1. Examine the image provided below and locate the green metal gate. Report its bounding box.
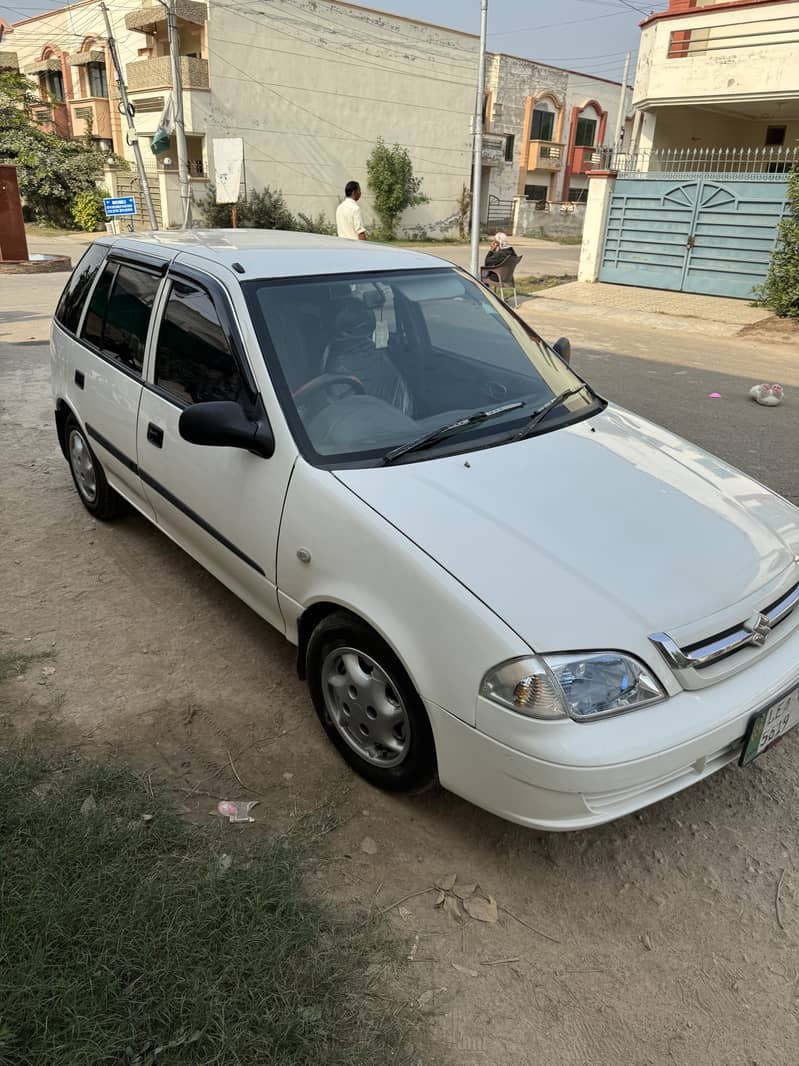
[599,177,790,299]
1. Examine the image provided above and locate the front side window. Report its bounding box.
[574,117,597,147]
[54,244,108,334]
[45,70,64,103]
[245,269,599,466]
[87,62,108,98]
[81,262,160,374]
[154,280,245,406]
[531,108,555,142]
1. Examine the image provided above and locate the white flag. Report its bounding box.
[213,138,244,204]
[158,93,176,136]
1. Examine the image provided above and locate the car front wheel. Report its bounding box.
[307,612,437,792]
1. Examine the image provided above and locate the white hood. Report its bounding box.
[335,406,799,656]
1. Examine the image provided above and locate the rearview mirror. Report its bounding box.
[552,337,571,365]
[179,401,275,459]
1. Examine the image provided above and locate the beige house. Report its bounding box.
[5,0,212,226]
[480,54,632,238]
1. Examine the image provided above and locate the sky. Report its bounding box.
[369,0,648,83]
[2,0,649,84]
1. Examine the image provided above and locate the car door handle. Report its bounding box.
[74,370,85,389]
[147,423,164,448]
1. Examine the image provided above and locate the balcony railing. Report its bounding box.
[126,55,209,92]
[572,146,597,175]
[68,97,112,140]
[125,0,207,33]
[594,144,799,179]
[528,140,564,171]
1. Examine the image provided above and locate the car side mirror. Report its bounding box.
[552,337,571,365]
[178,401,275,459]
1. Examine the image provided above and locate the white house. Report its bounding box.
[579,0,799,298]
[632,0,799,154]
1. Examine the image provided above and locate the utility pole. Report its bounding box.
[613,51,632,148]
[469,0,489,279]
[100,1,158,230]
[165,0,192,228]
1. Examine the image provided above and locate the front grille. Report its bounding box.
[650,580,799,673]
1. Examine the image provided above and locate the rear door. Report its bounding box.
[136,265,288,630]
[73,251,167,516]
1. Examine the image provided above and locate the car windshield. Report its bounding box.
[244,267,597,466]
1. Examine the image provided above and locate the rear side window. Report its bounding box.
[54,244,108,334]
[81,262,161,375]
[153,280,245,405]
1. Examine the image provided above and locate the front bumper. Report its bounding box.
[426,627,799,831]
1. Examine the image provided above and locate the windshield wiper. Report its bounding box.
[382,401,526,465]
[512,384,594,442]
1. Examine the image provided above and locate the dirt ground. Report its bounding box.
[2,277,799,1065]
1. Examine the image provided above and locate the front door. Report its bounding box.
[136,269,290,630]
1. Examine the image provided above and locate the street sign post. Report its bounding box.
[103,196,137,235]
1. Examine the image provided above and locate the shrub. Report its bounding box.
[366,139,429,240]
[71,188,107,232]
[295,211,336,236]
[243,187,295,230]
[756,166,799,318]
[198,186,335,235]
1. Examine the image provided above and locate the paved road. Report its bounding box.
[25,231,581,279]
[405,236,579,277]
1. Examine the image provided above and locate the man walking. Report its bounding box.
[336,181,366,240]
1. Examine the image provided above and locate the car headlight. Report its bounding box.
[480,652,665,722]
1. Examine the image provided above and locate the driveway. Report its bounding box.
[2,269,798,1066]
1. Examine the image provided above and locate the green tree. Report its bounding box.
[366,138,429,240]
[757,166,799,318]
[0,71,121,226]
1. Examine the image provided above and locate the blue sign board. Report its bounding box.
[103,196,137,217]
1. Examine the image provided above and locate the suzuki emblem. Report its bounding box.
[744,612,771,647]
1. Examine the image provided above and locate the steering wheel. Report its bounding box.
[293,373,366,418]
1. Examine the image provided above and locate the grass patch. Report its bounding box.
[25,223,85,239]
[0,752,413,1066]
[525,232,583,245]
[514,274,576,297]
[0,648,54,683]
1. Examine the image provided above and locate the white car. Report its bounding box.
[50,231,799,830]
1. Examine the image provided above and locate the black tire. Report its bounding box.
[64,415,125,521]
[307,611,437,792]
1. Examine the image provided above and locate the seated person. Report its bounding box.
[482,232,516,283]
[323,299,412,414]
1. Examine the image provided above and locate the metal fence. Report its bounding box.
[593,145,799,180]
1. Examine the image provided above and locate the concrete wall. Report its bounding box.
[634,1,799,108]
[514,199,586,240]
[206,0,476,236]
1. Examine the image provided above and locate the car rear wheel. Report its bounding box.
[65,415,124,520]
[307,612,437,792]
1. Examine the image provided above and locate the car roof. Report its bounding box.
[97,229,454,279]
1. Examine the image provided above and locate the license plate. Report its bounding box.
[740,686,799,767]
